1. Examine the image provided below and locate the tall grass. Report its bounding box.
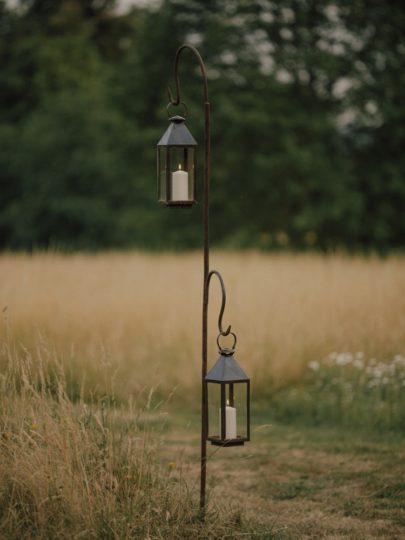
[0,340,276,539]
[1,251,404,399]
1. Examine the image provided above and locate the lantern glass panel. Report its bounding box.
[207,381,249,444]
[157,147,168,203]
[233,382,249,440]
[207,382,221,439]
[168,147,195,203]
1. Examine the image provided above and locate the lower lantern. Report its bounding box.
[205,341,250,447]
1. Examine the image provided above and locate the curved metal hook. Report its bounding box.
[167,85,176,105]
[167,43,209,108]
[207,270,232,337]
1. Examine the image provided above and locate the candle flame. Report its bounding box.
[226,399,229,406]
[178,164,182,170]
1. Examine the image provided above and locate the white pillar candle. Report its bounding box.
[171,164,189,201]
[219,400,237,439]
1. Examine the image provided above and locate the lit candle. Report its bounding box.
[219,400,237,439]
[171,164,189,201]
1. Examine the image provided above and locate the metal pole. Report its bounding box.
[201,98,210,512]
[168,44,210,512]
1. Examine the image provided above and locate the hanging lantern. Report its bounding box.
[157,114,197,207]
[205,333,250,446]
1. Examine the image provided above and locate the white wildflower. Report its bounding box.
[393,354,405,366]
[327,352,338,366]
[336,353,351,366]
[373,368,383,378]
[308,361,320,371]
[354,359,364,369]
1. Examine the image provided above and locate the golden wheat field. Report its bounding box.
[1,251,404,400]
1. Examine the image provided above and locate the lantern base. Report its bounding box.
[208,436,247,447]
[165,201,196,208]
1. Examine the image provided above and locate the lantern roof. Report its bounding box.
[157,116,197,147]
[206,352,249,383]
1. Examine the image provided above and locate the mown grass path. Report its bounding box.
[162,413,405,539]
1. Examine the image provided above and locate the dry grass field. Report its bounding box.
[1,251,404,399]
[1,251,405,538]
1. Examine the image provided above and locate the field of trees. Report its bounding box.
[1,0,404,252]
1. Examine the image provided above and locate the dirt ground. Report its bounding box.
[162,413,405,539]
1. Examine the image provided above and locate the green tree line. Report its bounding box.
[0,0,404,251]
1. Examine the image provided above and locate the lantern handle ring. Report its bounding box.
[216,331,237,354]
[166,101,188,119]
[207,270,232,337]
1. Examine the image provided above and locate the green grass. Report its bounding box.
[164,410,405,538]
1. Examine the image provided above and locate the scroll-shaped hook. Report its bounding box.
[167,44,209,109]
[167,85,178,106]
[207,270,232,337]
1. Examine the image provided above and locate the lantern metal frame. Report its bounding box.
[158,44,250,513]
[206,322,250,447]
[157,110,197,207]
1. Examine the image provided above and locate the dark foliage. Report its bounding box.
[0,0,404,251]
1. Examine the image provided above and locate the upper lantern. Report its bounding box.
[157,115,197,207]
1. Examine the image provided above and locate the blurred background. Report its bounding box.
[1,0,404,252]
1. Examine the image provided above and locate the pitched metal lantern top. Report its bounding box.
[206,351,249,383]
[157,116,198,147]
